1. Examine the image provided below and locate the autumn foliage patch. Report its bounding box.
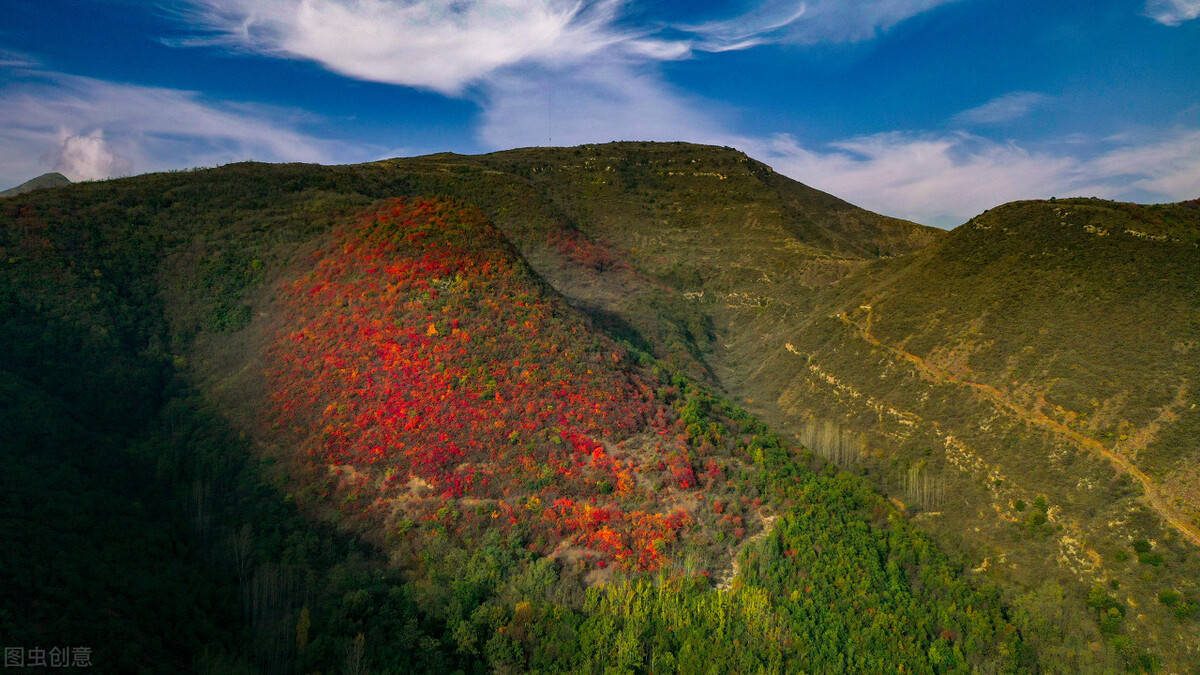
[267,198,703,569]
[546,227,629,273]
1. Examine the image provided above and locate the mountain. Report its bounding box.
[727,197,1200,667]
[418,142,941,379]
[1,142,1196,671]
[0,171,70,198]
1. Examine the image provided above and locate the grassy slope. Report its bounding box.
[734,198,1200,671]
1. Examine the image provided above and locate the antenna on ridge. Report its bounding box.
[547,82,553,147]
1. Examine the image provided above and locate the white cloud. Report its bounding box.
[744,132,1078,227]
[684,0,960,49]
[743,129,1200,228]
[1145,0,1200,25]
[952,91,1048,126]
[1087,129,1200,197]
[172,0,963,95]
[677,3,810,52]
[172,0,964,156]
[0,71,377,186]
[50,130,133,181]
[175,0,687,94]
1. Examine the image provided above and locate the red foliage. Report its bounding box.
[546,227,629,273]
[266,198,701,570]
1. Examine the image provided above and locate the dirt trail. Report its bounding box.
[837,310,1200,548]
[717,514,779,590]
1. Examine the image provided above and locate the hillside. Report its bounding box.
[444,143,941,377]
[0,172,71,198]
[364,145,1200,667]
[2,142,1197,671]
[366,147,1200,671]
[671,197,1200,670]
[2,150,1029,672]
[260,197,714,571]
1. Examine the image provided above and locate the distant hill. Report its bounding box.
[2,142,1197,671]
[0,172,70,198]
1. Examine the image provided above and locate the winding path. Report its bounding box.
[836,310,1200,548]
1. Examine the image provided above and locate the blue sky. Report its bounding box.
[1,0,1198,226]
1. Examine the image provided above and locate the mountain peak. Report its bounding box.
[0,172,71,198]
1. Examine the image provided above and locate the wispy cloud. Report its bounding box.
[952,91,1048,126]
[170,0,961,95]
[173,0,689,95]
[1145,0,1200,25]
[1087,128,1200,197]
[0,70,377,186]
[683,0,960,50]
[0,49,40,68]
[677,2,811,52]
[745,129,1200,227]
[744,132,1079,227]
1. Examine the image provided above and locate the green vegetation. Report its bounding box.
[419,148,1200,668]
[2,142,1198,671]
